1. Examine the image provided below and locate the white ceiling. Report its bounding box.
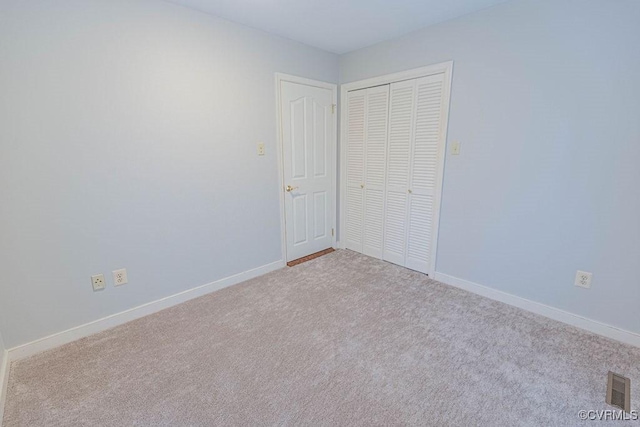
[164,0,510,54]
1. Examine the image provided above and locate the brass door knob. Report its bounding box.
[285,185,299,192]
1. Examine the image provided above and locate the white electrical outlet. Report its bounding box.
[113,268,128,286]
[574,270,592,289]
[91,274,106,292]
[257,142,265,156]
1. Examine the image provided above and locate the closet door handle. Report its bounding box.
[408,189,413,194]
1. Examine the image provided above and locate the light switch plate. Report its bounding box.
[451,141,461,155]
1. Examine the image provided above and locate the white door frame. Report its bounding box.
[275,73,338,263]
[339,61,454,276]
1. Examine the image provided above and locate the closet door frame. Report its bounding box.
[339,61,453,276]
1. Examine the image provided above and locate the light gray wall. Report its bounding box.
[341,0,640,333]
[0,0,339,348]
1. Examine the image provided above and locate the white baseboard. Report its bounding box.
[7,260,285,363]
[433,272,640,348]
[0,349,9,426]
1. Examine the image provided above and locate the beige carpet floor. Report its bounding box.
[3,250,640,426]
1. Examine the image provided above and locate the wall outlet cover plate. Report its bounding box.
[113,269,128,286]
[91,274,106,292]
[574,270,592,289]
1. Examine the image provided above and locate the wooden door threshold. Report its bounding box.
[287,248,335,267]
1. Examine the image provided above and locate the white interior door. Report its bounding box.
[340,62,453,277]
[362,85,390,259]
[343,85,390,259]
[405,74,446,273]
[383,75,447,274]
[383,79,416,266]
[344,89,366,253]
[280,80,335,262]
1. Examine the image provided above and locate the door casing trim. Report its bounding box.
[275,73,338,263]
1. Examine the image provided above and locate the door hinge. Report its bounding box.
[332,228,335,237]
[332,104,336,114]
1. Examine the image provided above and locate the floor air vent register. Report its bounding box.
[606,371,631,412]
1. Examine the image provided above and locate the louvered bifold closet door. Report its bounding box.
[405,74,446,274]
[344,90,366,252]
[383,80,416,266]
[362,85,390,259]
